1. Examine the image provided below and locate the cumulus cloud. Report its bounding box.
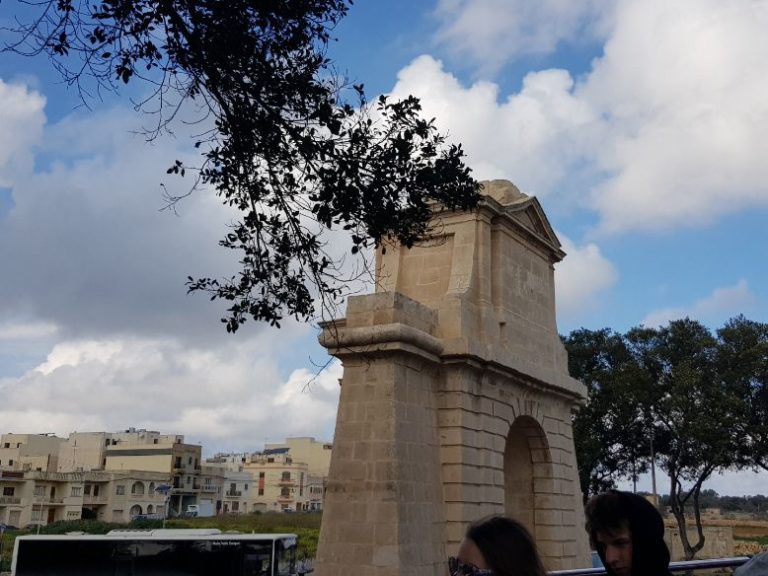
[641,279,754,327]
[0,100,259,345]
[396,0,768,235]
[0,330,341,451]
[432,0,612,75]
[0,79,45,185]
[0,79,343,451]
[584,0,768,234]
[554,233,618,323]
[389,55,596,201]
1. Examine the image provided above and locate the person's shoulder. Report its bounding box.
[735,551,768,576]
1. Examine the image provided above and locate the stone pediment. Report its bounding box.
[480,180,564,262]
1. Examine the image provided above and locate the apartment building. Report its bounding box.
[0,468,173,528]
[264,437,332,477]
[2,431,331,525]
[0,433,65,473]
[243,449,312,512]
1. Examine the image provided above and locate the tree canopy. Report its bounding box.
[3,0,480,330]
[565,316,768,560]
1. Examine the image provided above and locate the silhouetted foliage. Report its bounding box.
[3,0,480,330]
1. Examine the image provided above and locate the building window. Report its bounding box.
[280,487,290,498]
[281,471,290,481]
[31,509,42,521]
[84,484,91,495]
[116,485,126,496]
[70,486,82,497]
[2,443,8,448]
[8,459,13,466]
[244,484,248,491]
[149,482,155,493]
[188,456,192,465]
[232,501,239,512]
[267,458,274,463]
[67,511,81,519]
[259,472,265,479]
[132,481,145,495]
[34,486,44,497]
[2,487,14,496]
[174,457,182,468]
[258,488,264,496]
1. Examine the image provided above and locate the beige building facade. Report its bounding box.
[0,468,172,528]
[0,433,64,473]
[264,437,333,477]
[315,181,590,576]
[243,450,312,512]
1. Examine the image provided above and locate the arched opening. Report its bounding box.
[504,415,551,536]
[131,481,145,495]
[130,504,143,518]
[147,504,154,514]
[149,482,155,493]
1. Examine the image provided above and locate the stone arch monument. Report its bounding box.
[315,180,590,576]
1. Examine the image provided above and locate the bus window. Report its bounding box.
[274,538,296,576]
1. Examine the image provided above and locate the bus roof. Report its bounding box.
[15,531,297,541]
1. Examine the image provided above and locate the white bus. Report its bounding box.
[11,529,298,576]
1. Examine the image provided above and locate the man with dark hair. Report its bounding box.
[584,490,672,576]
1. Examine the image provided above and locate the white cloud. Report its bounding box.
[583,0,768,234]
[0,329,341,451]
[389,55,596,201]
[554,233,618,322]
[641,279,754,327]
[0,321,58,340]
[432,0,612,75]
[395,0,768,236]
[0,79,45,185]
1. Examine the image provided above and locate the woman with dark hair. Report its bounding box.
[448,515,547,576]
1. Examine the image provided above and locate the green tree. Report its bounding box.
[564,328,649,500]
[567,317,768,560]
[3,0,479,330]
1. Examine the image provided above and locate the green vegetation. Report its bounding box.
[565,316,768,560]
[735,535,768,546]
[0,512,322,570]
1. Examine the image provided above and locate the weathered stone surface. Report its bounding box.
[315,181,591,576]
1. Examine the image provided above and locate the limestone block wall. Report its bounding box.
[316,293,448,576]
[317,181,591,574]
[438,364,589,571]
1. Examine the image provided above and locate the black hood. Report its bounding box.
[593,491,672,576]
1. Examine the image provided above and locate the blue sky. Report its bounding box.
[1,0,767,495]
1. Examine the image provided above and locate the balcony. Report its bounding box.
[225,490,242,498]
[278,478,295,486]
[201,485,219,494]
[82,494,108,505]
[277,494,293,502]
[0,496,20,505]
[34,497,64,505]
